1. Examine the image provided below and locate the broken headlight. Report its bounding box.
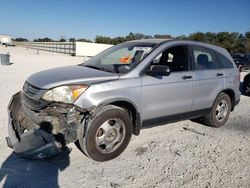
[42,85,88,104]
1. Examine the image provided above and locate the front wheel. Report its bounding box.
[204,93,232,127]
[76,105,132,162]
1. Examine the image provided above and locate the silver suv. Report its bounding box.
[6,39,241,161]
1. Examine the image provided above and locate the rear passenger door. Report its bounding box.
[191,46,224,111]
[215,51,239,99]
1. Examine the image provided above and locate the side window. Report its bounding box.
[192,46,219,70]
[216,52,233,68]
[151,46,189,72]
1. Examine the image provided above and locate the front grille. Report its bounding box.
[23,81,40,97]
[22,92,50,110]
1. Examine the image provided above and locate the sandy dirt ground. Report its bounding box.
[0,46,249,188]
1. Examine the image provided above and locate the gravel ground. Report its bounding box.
[0,46,249,188]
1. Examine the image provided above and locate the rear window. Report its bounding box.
[216,52,233,68]
[192,46,219,70]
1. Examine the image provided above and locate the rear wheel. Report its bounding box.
[76,105,132,161]
[242,74,250,94]
[204,93,232,127]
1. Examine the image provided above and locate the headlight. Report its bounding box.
[42,85,88,103]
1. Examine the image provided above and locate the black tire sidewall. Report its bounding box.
[243,74,250,94]
[82,106,132,162]
[242,82,247,94]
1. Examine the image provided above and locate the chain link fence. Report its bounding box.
[13,41,75,55]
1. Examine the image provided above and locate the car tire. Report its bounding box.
[203,93,232,128]
[242,82,247,94]
[76,105,132,162]
[242,74,250,94]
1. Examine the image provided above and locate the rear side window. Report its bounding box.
[216,52,233,68]
[192,46,219,70]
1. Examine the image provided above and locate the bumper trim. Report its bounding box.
[12,128,63,159]
[6,137,13,148]
[20,141,62,160]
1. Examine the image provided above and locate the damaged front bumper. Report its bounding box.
[6,92,86,159]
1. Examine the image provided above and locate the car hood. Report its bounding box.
[27,65,119,89]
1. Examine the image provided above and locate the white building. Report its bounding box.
[0,34,12,44]
[75,42,113,57]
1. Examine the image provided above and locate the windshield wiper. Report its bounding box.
[84,65,104,71]
[83,65,114,73]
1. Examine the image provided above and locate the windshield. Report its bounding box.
[80,42,156,73]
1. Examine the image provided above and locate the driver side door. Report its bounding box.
[141,45,194,123]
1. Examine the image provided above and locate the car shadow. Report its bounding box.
[0,62,14,66]
[228,118,250,132]
[0,151,70,188]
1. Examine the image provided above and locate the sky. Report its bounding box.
[0,0,249,40]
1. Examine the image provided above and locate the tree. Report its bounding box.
[233,33,245,53]
[125,32,153,41]
[69,38,75,42]
[13,38,29,42]
[176,35,187,40]
[204,32,217,44]
[40,31,249,53]
[182,31,250,53]
[58,36,66,42]
[33,37,54,42]
[58,38,66,42]
[133,33,151,40]
[95,35,113,44]
[112,36,126,45]
[154,34,172,39]
[189,32,206,42]
[245,32,250,53]
[76,38,92,43]
[125,32,135,41]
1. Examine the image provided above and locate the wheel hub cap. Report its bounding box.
[95,118,126,154]
[215,100,228,121]
[105,128,117,142]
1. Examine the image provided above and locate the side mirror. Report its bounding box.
[146,65,171,76]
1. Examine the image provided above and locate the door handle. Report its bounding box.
[217,73,223,77]
[182,75,193,80]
